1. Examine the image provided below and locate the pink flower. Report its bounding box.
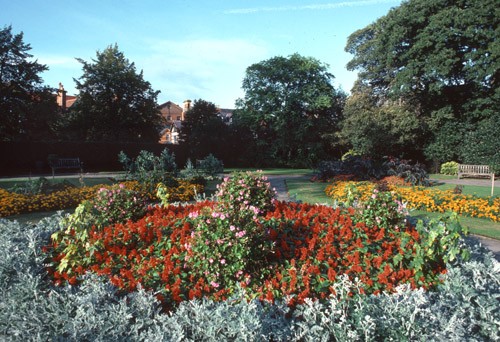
[236,230,246,238]
[230,225,236,231]
[220,259,226,265]
[209,258,214,263]
[210,281,219,288]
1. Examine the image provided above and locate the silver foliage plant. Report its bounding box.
[0,215,498,341]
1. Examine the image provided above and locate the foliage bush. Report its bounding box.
[119,149,178,193]
[315,156,429,186]
[188,171,276,294]
[8,177,51,195]
[197,154,224,178]
[314,156,384,182]
[383,157,429,186]
[440,161,459,175]
[1,214,498,341]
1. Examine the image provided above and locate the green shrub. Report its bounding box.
[197,154,224,178]
[315,156,385,181]
[118,149,178,193]
[50,184,147,274]
[92,184,147,227]
[383,157,429,186]
[188,171,276,292]
[440,161,459,175]
[179,158,199,179]
[216,171,276,222]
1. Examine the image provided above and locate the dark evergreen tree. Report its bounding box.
[62,44,163,142]
[179,99,229,160]
[0,25,58,141]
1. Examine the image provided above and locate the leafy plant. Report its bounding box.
[215,171,276,224]
[440,161,459,175]
[197,154,224,178]
[9,177,50,195]
[92,184,147,227]
[354,188,408,230]
[118,149,178,192]
[188,171,276,293]
[315,156,385,182]
[383,157,429,186]
[50,184,147,274]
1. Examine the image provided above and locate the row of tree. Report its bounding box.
[1,0,498,169]
[1,27,163,143]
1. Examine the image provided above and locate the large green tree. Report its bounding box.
[339,87,424,158]
[179,99,229,160]
[233,53,346,167]
[344,0,499,164]
[0,25,58,141]
[62,44,163,142]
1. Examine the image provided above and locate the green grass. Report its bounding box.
[430,183,496,197]
[410,210,500,240]
[0,176,123,190]
[286,176,335,205]
[429,173,457,180]
[224,168,313,176]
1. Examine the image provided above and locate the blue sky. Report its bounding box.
[1,0,402,108]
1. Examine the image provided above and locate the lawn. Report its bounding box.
[225,168,313,176]
[0,174,124,190]
[430,182,495,197]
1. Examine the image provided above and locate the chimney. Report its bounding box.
[58,83,67,110]
[182,99,191,120]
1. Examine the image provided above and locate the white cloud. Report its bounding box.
[37,55,79,68]
[223,0,398,14]
[138,38,269,108]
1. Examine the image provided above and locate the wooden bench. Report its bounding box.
[458,164,493,179]
[458,164,495,196]
[49,158,83,178]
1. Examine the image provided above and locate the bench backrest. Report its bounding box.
[458,164,490,174]
[52,158,81,167]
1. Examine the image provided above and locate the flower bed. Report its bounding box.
[0,180,204,217]
[47,201,447,307]
[326,180,500,222]
[2,216,498,341]
[46,172,467,311]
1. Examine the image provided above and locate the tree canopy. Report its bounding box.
[0,25,58,141]
[233,53,346,167]
[179,99,229,160]
[61,44,163,142]
[344,0,499,164]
